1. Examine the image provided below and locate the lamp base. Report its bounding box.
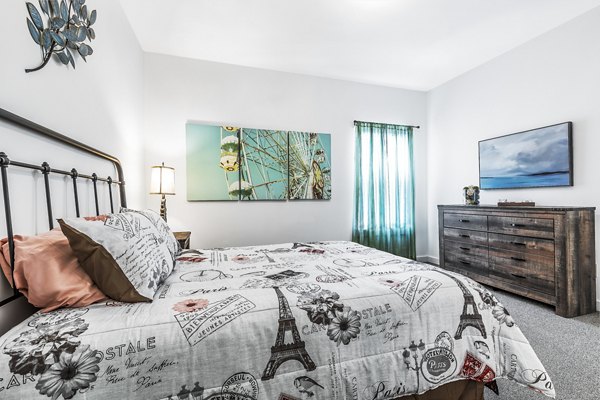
[160,194,167,222]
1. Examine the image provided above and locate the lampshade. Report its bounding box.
[150,163,175,195]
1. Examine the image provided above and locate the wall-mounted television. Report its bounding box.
[479,122,573,190]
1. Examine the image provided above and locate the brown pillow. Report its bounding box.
[0,230,106,312]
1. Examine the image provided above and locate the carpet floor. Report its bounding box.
[487,289,600,400]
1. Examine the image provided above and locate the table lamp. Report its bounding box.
[150,162,175,222]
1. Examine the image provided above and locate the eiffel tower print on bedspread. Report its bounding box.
[437,270,487,340]
[262,287,316,380]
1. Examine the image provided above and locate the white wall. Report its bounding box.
[143,54,428,254]
[0,1,144,334]
[426,7,600,304]
[0,1,145,208]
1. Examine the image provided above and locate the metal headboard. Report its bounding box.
[0,107,127,307]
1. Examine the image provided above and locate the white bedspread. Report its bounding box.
[0,241,555,399]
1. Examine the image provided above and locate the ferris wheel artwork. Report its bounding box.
[288,131,331,200]
[186,123,331,201]
[239,128,289,200]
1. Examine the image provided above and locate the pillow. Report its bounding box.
[58,211,175,303]
[0,229,106,312]
[120,208,180,260]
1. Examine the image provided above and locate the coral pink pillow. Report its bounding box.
[0,229,106,312]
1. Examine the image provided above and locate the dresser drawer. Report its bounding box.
[445,240,488,259]
[444,247,488,276]
[444,213,488,231]
[488,216,554,239]
[489,248,554,280]
[488,260,555,295]
[444,265,487,283]
[444,228,488,246]
[488,233,554,258]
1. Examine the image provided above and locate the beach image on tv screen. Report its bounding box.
[479,123,571,189]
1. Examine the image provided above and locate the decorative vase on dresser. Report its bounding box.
[438,205,596,317]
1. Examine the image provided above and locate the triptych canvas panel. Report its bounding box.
[186,123,331,201]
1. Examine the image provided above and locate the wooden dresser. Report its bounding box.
[438,205,596,317]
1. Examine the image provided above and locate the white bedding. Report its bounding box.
[0,241,554,399]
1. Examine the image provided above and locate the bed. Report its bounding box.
[0,109,555,400]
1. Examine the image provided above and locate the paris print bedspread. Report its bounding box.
[0,241,555,399]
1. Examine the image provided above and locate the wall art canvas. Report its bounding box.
[479,122,573,190]
[186,124,240,201]
[288,132,332,200]
[187,123,331,201]
[240,129,289,200]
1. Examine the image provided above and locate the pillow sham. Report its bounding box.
[58,211,174,303]
[0,229,106,312]
[120,208,180,260]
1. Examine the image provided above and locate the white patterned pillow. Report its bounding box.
[58,211,175,302]
[120,208,180,260]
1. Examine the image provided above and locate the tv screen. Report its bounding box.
[479,122,573,190]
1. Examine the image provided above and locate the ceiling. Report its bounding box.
[121,0,600,91]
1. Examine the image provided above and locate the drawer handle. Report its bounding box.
[459,247,471,251]
[459,234,471,238]
[510,223,525,228]
[458,219,470,223]
[510,256,527,262]
[459,260,471,265]
[510,241,526,247]
[511,273,527,279]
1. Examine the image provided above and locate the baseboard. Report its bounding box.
[417,255,439,265]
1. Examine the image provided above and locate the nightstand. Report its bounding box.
[174,231,191,250]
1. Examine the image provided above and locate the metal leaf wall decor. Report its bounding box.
[25,0,97,73]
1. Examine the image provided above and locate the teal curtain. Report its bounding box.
[352,122,416,259]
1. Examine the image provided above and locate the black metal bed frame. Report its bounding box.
[0,108,127,307]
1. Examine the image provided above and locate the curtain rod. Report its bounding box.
[353,120,420,129]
